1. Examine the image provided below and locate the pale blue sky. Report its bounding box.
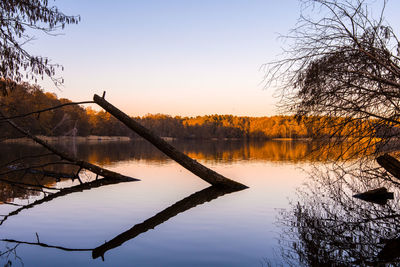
[28,0,400,117]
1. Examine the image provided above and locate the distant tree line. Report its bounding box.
[0,84,363,140]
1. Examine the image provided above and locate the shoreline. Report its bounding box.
[1,136,313,144]
[2,135,132,144]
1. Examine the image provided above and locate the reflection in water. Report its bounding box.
[2,238,92,252]
[92,185,244,260]
[353,187,394,205]
[0,243,23,267]
[0,138,371,164]
[0,176,137,226]
[277,161,400,266]
[0,139,372,204]
[0,144,80,203]
[1,185,244,262]
[0,139,385,265]
[0,140,293,203]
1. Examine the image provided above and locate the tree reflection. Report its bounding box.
[0,138,364,206]
[92,185,242,260]
[0,185,244,262]
[0,141,143,204]
[0,175,136,226]
[0,243,23,267]
[278,160,400,266]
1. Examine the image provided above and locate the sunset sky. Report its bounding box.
[29,0,400,117]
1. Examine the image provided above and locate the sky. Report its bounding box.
[27,0,400,117]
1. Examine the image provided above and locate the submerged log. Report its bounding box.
[0,110,139,183]
[353,187,394,205]
[93,94,248,189]
[377,153,400,179]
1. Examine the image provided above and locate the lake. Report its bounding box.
[0,139,398,266]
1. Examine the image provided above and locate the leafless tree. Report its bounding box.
[263,3,400,264]
[265,0,400,157]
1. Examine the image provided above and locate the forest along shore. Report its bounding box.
[1,84,360,141]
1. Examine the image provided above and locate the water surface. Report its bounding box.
[0,139,389,266]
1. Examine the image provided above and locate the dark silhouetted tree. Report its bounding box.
[0,0,80,95]
[266,0,400,156]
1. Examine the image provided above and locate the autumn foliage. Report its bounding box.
[0,84,368,140]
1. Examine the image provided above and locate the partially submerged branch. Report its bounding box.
[0,110,139,182]
[93,94,247,190]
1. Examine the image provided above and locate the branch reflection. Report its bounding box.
[1,185,245,262]
[278,160,400,266]
[0,176,137,226]
[92,185,243,260]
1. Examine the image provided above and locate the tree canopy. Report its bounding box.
[0,0,80,95]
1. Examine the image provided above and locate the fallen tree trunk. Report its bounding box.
[0,111,139,182]
[376,153,400,180]
[93,94,248,189]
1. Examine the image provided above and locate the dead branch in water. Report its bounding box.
[0,110,139,183]
[93,93,247,190]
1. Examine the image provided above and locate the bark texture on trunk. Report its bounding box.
[93,94,248,189]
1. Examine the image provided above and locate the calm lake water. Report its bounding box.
[0,139,398,266]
